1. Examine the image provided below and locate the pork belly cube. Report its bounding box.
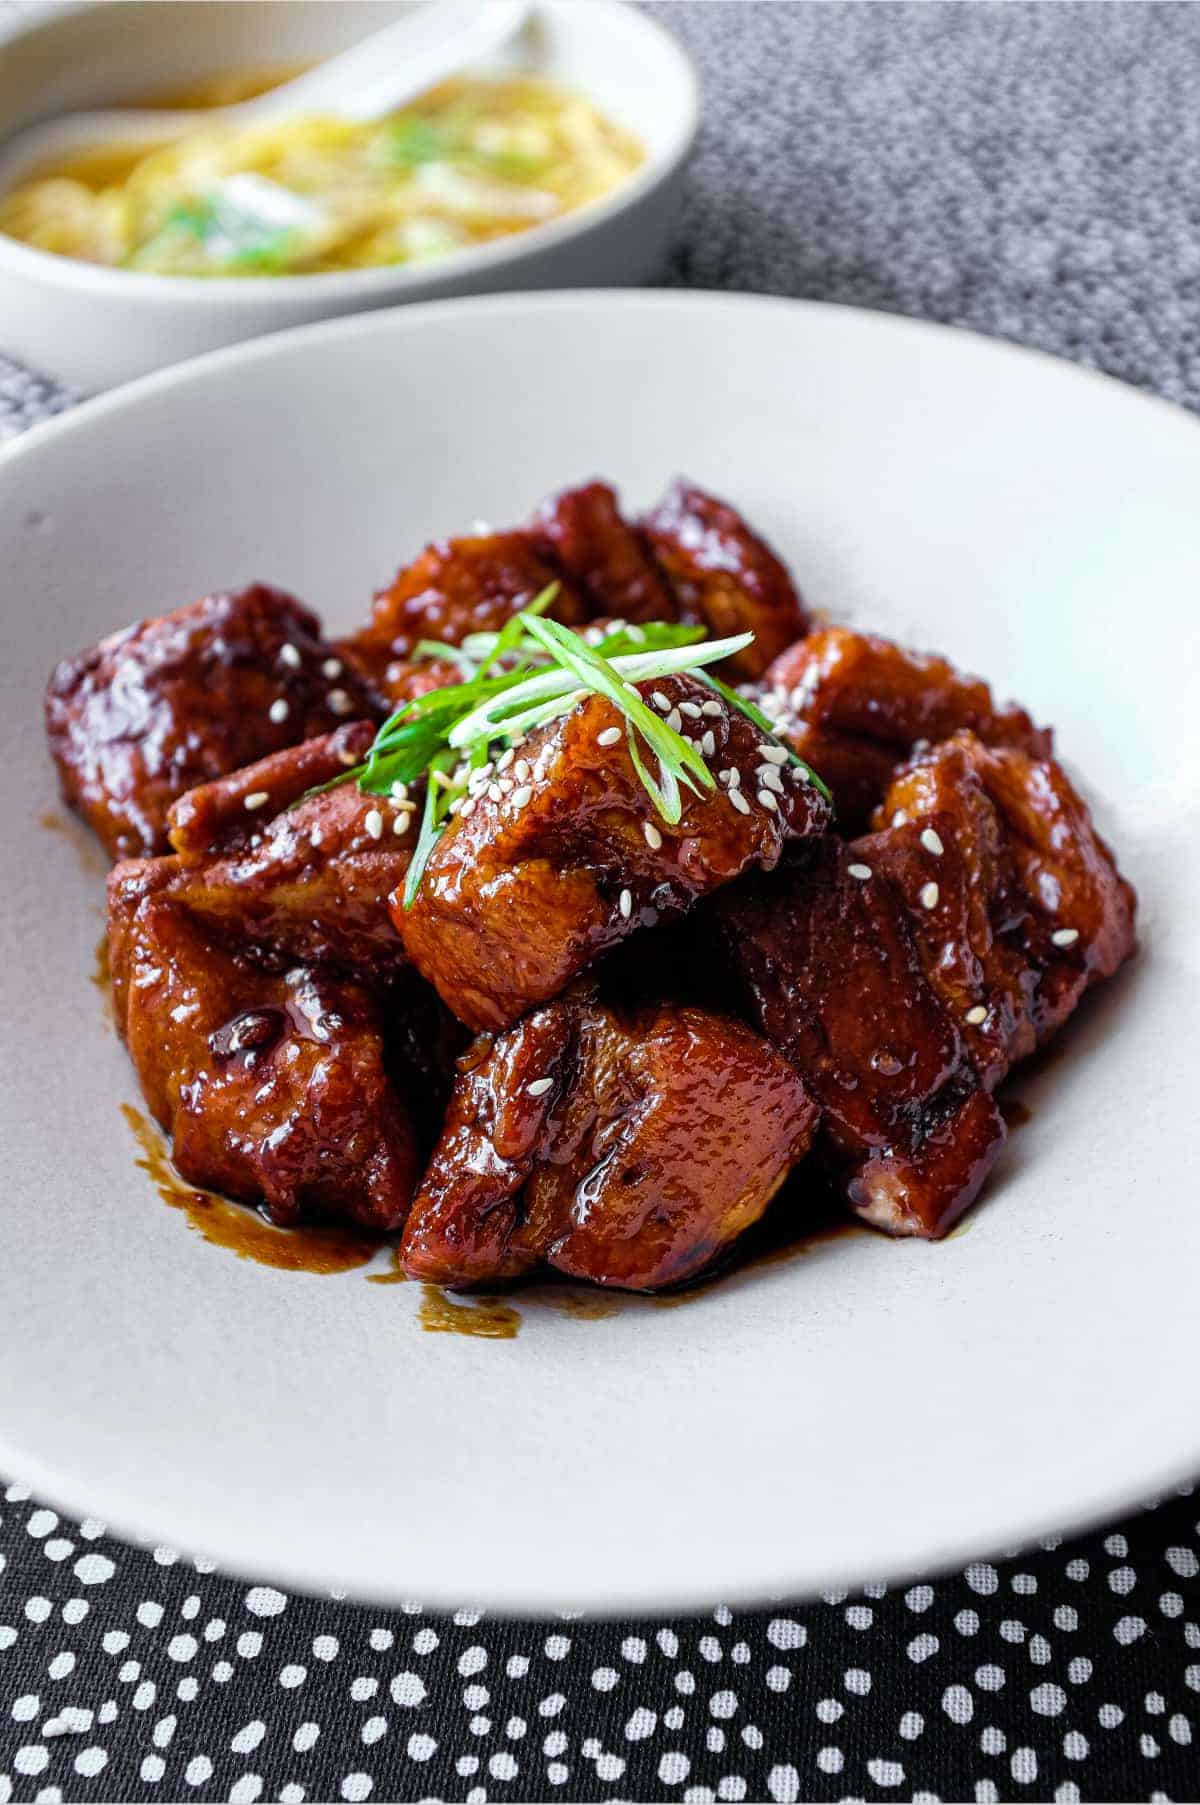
[400,988,818,1292]
[394,674,832,1031]
[714,840,1007,1239]
[165,720,375,857]
[883,732,1136,1046]
[761,626,1051,828]
[45,584,379,861]
[530,481,678,624]
[164,727,415,981]
[338,530,588,703]
[108,865,418,1231]
[853,739,1039,1090]
[641,481,810,678]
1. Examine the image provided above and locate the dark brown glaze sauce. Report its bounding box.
[121,1105,379,1275]
[417,1286,521,1340]
[91,933,114,1028]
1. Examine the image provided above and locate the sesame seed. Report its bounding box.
[268,698,290,724]
[498,777,514,795]
[527,1077,553,1097]
[390,781,409,802]
[701,699,723,718]
[919,881,940,909]
[477,762,494,780]
[364,809,383,840]
[729,789,751,815]
[719,770,733,786]
[430,770,455,791]
[448,798,462,816]
[965,1004,988,1025]
[727,767,742,789]
[497,748,515,772]
[393,815,408,835]
[848,863,873,881]
[487,784,503,802]
[757,789,779,812]
[244,791,269,811]
[679,701,702,719]
[789,686,807,712]
[920,828,945,856]
[643,822,663,850]
[701,730,716,757]
[459,798,476,818]
[322,657,343,679]
[597,726,622,747]
[279,643,302,669]
[327,689,353,716]
[666,708,683,733]
[514,759,531,782]
[511,785,533,808]
[892,811,908,828]
[652,691,671,713]
[625,623,646,644]
[1052,927,1080,947]
[757,766,784,793]
[618,888,633,918]
[760,745,789,765]
[310,827,323,847]
[337,746,359,766]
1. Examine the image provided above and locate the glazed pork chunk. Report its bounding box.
[877,731,1136,1049]
[641,481,810,678]
[395,674,833,1032]
[400,987,818,1291]
[45,584,380,860]
[162,723,414,980]
[107,862,419,1231]
[762,627,1051,828]
[530,480,678,624]
[715,840,1007,1240]
[714,730,1136,1239]
[338,529,588,704]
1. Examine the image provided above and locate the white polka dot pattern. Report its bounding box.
[0,1475,1198,1801]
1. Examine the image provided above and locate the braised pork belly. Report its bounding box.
[48,476,1135,1284]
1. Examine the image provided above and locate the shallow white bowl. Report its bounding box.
[0,0,698,391]
[2,292,1198,1613]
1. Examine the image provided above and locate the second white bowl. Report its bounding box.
[0,0,699,390]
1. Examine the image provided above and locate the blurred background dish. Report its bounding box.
[0,0,698,389]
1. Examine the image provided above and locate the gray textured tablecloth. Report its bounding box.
[2,7,1199,1804]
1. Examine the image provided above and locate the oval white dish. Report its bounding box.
[1,291,1197,1613]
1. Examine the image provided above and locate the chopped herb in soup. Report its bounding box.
[0,74,643,276]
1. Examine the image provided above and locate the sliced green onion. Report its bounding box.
[402,747,459,909]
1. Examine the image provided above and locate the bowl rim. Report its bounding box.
[0,0,700,307]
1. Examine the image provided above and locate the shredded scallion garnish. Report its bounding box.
[311,594,830,904]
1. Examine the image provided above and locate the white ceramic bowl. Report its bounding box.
[0,0,698,391]
[2,292,1198,1611]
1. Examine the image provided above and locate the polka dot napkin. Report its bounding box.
[3,3,1198,1799]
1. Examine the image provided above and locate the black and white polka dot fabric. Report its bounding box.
[0,1481,1198,1802]
[3,2,1199,1798]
